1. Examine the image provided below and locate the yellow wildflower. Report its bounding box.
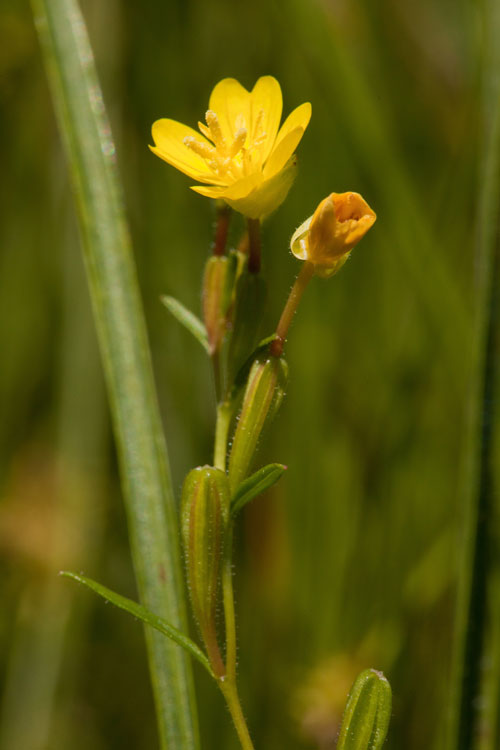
[291,192,376,277]
[150,76,311,219]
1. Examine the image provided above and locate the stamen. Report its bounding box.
[216,156,232,176]
[229,127,247,158]
[241,147,252,175]
[198,121,212,140]
[205,110,226,150]
[183,135,217,161]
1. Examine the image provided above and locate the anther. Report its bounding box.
[229,127,247,158]
[183,136,216,161]
[205,110,226,150]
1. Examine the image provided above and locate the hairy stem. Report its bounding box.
[271,261,314,357]
[219,679,255,750]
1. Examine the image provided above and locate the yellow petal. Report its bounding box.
[151,119,227,185]
[263,127,303,178]
[209,78,252,142]
[250,76,283,162]
[192,174,260,201]
[190,184,229,199]
[273,102,311,153]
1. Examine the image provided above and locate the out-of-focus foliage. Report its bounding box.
[0,0,480,748]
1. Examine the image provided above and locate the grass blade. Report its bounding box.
[31,1,199,747]
[446,0,500,747]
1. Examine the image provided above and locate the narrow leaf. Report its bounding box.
[161,295,210,354]
[231,463,287,516]
[62,572,214,676]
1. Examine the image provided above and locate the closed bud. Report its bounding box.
[291,192,376,278]
[227,270,267,384]
[180,466,230,676]
[336,669,392,750]
[202,255,237,354]
[228,357,288,494]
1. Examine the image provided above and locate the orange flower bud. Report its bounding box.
[291,192,376,277]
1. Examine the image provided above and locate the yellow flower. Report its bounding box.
[150,76,311,219]
[291,192,376,277]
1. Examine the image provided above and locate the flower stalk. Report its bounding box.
[270,261,314,357]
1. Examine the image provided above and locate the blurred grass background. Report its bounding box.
[0,0,486,748]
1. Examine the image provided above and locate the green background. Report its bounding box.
[0,0,483,747]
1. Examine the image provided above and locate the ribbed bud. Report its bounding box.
[202,255,237,354]
[228,357,288,494]
[180,466,230,676]
[336,669,392,750]
[227,270,267,384]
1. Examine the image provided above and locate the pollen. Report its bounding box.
[229,127,247,158]
[183,136,216,161]
[204,110,226,150]
[184,111,258,180]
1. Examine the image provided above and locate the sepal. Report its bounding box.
[180,466,230,675]
[228,357,288,493]
[202,255,237,355]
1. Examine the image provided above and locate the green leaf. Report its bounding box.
[161,295,210,354]
[62,572,214,676]
[231,463,287,516]
[336,669,392,750]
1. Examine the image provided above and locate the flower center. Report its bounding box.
[183,109,267,182]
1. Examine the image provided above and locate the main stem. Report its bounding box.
[222,527,237,684]
[219,679,255,750]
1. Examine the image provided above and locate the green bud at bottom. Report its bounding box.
[180,466,230,676]
[228,356,288,494]
[336,669,392,750]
